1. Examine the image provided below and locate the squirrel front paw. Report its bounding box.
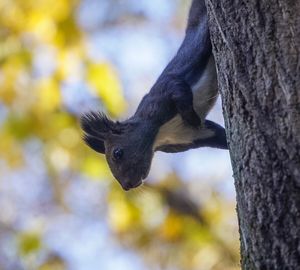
[168,76,201,128]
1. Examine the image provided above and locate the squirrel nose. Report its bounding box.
[122,183,131,191]
[121,179,142,191]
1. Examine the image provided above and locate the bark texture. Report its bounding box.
[205,0,300,269]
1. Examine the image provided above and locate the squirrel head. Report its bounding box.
[80,112,157,190]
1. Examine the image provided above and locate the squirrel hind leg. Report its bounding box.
[155,119,228,153]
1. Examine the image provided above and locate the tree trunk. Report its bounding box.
[205,0,300,269]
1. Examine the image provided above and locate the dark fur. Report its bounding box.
[81,0,227,190]
[134,0,211,125]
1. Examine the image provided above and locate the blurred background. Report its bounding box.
[0,0,239,269]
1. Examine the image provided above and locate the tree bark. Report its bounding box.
[205,0,300,269]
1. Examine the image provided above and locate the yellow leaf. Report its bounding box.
[27,11,57,42]
[58,127,80,149]
[0,86,17,105]
[18,232,42,256]
[0,2,26,32]
[81,155,110,179]
[0,37,22,61]
[108,200,133,233]
[28,111,74,140]
[0,55,25,105]
[3,114,32,140]
[0,132,24,167]
[38,0,70,22]
[160,212,183,241]
[87,63,126,116]
[36,78,61,112]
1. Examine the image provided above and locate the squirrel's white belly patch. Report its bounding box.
[153,56,217,149]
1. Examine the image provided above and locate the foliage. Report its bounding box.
[0,0,239,269]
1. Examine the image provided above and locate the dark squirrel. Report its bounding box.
[81,0,228,191]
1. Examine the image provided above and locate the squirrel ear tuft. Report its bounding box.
[80,111,116,139]
[83,134,105,154]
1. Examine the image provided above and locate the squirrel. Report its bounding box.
[81,0,228,191]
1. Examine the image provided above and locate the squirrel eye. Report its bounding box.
[113,148,123,161]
